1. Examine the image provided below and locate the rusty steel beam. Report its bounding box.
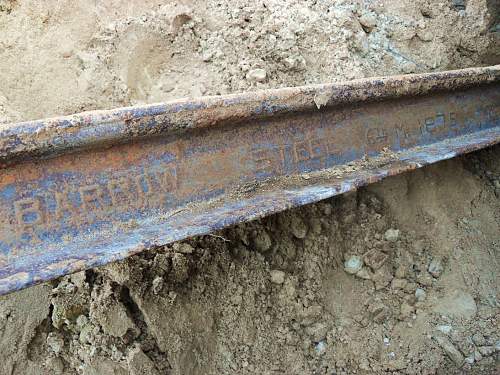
[0,66,499,295]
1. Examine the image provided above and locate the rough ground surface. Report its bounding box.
[0,0,499,374]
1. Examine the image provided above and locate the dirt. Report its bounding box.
[0,1,499,374]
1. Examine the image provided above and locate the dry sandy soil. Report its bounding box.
[0,0,499,374]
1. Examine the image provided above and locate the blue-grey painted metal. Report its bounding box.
[0,66,499,295]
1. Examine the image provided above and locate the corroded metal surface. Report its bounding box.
[0,66,499,295]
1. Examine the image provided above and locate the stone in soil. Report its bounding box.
[127,346,160,375]
[433,335,464,366]
[428,257,444,278]
[270,270,285,284]
[384,229,400,242]
[344,255,363,275]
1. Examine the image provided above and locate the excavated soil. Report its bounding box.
[0,1,499,374]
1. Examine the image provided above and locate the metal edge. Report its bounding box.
[1,65,499,164]
[1,126,498,296]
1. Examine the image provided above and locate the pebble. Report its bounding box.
[478,346,495,357]
[305,322,329,342]
[47,332,65,355]
[358,13,377,32]
[79,323,94,344]
[270,270,285,284]
[384,229,400,242]
[171,253,190,283]
[152,276,164,295]
[471,333,486,346]
[369,302,390,323]
[433,335,464,366]
[464,355,475,364]
[417,29,433,42]
[252,230,272,253]
[355,267,371,280]
[415,288,427,302]
[201,50,213,62]
[363,249,388,270]
[344,255,363,275]
[45,357,65,375]
[313,91,330,109]
[314,340,327,356]
[417,272,434,287]
[372,266,393,290]
[172,242,194,254]
[290,216,308,239]
[428,258,443,278]
[399,302,414,319]
[395,264,406,279]
[436,325,452,335]
[391,278,407,290]
[246,68,267,82]
[127,346,160,375]
[452,0,466,10]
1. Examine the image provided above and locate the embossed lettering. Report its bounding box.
[79,184,105,211]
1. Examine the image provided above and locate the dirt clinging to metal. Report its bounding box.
[0,0,499,374]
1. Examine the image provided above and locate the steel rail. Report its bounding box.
[0,66,499,295]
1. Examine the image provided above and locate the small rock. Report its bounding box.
[464,355,475,364]
[344,255,363,275]
[471,333,486,346]
[252,230,272,253]
[152,276,164,295]
[79,323,95,344]
[395,264,406,279]
[355,267,372,280]
[246,68,267,83]
[417,29,433,42]
[369,302,390,323]
[384,229,400,242]
[152,253,171,275]
[313,90,330,109]
[428,258,444,278]
[433,335,464,366]
[270,270,285,284]
[46,332,64,355]
[451,0,466,11]
[363,249,388,270]
[45,357,65,375]
[436,325,452,335]
[415,288,427,302]
[358,13,377,32]
[127,346,160,375]
[201,50,213,62]
[172,242,194,254]
[95,301,139,339]
[305,322,329,342]
[399,302,414,320]
[478,346,495,357]
[290,216,308,239]
[171,253,190,283]
[371,265,393,290]
[76,314,89,329]
[314,340,327,356]
[391,278,408,290]
[417,272,434,287]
